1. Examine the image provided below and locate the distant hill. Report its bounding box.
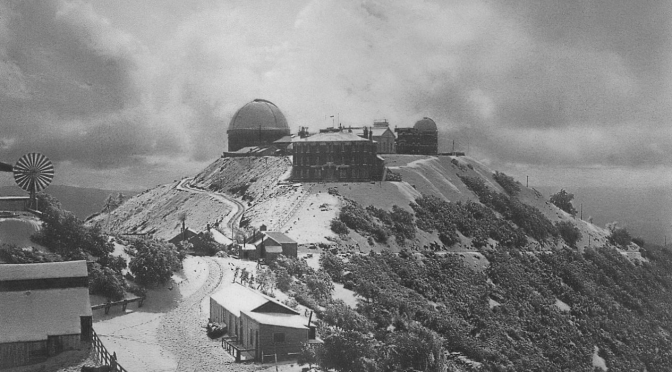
[0,184,138,220]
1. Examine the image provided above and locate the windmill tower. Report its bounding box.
[0,153,54,211]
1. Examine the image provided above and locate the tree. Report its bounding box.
[32,193,113,260]
[275,267,292,291]
[317,329,380,372]
[306,271,334,303]
[298,342,320,370]
[320,251,345,282]
[550,189,578,216]
[128,238,182,286]
[89,263,125,301]
[256,267,276,295]
[609,227,632,247]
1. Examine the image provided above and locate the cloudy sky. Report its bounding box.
[0,0,670,190]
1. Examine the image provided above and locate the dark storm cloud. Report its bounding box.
[0,0,670,189]
[0,0,179,169]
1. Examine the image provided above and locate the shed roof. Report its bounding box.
[264,232,296,244]
[0,260,88,281]
[0,287,92,343]
[240,244,257,251]
[211,283,299,317]
[243,311,309,329]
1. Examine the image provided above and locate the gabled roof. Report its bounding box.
[210,229,233,246]
[211,283,299,317]
[264,231,296,244]
[368,127,394,137]
[0,261,88,281]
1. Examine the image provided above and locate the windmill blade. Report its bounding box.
[13,153,54,193]
[0,161,12,172]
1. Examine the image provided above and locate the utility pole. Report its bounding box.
[580,204,583,220]
[526,176,528,188]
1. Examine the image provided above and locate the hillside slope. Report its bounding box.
[93,154,631,258]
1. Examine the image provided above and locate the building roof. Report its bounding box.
[296,131,370,143]
[0,260,88,281]
[243,311,309,329]
[240,244,257,251]
[1,287,92,343]
[273,135,295,144]
[369,127,394,137]
[414,117,437,132]
[227,99,290,133]
[211,284,299,317]
[264,231,296,244]
[210,229,233,246]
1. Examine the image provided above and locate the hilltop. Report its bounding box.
[91,154,634,259]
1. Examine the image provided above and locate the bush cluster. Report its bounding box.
[493,171,521,196]
[459,175,557,242]
[336,246,672,371]
[412,195,527,249]
[555,220,583,247]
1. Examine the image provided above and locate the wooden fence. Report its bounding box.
[91,329,129,372]
[91,296,144,314]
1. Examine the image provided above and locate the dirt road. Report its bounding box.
[157,257,237,371]
[176,178,245,238]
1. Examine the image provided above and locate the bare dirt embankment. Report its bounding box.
[88,181,233,240]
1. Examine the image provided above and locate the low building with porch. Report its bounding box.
[260,232,297,261]
[0,261,92,369]
[210,284,319,362]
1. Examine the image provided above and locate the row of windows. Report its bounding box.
[295,167,370,179]
[295,143,373,154]
[295,155,373,166]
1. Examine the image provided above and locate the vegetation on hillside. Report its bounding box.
[460,175,558,243]
[550,189,578,216]
[279,243,672,371]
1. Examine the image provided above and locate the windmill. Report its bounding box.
[0,153,55,210]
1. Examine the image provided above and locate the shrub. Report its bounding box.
[330,219,349,235]
[550,189,578,216]
[89,263,125,301]
[555,221,582,247]
[128,238,182,286]
[609,227,632,247]
[0,245,63,263]
[320,251,346,282]
[632,237,645,247]
[493,171,521,196]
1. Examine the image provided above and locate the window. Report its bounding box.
[273,333,285,343]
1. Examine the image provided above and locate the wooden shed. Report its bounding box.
[261,232,297,260]
[210,284,318,362]
[0,261,92,368]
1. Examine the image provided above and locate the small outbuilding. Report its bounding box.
[261,232,297,260]
[0,261,92,369]
[210,284,319,362]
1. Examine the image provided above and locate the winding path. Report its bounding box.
[157,257,240,371]
[176,178,246,238]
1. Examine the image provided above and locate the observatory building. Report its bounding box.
[227,99,291,152]
[395,117,438,155]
